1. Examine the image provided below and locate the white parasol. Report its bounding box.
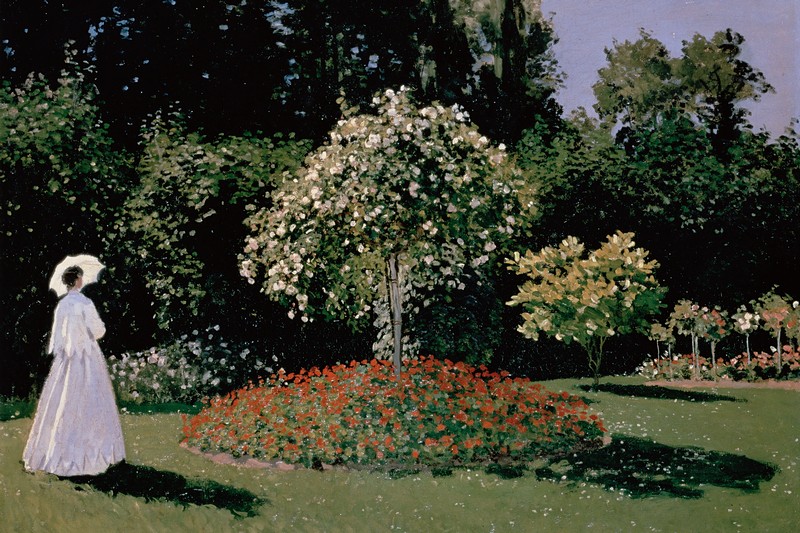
[49,254,106,296]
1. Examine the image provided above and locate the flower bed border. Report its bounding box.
[179,436,611,474]
[646,379,800,391]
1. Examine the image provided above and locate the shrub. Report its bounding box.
[109,326,275,404]
[639,347,800,382]
[181,357,606,469]
[507,231,666,388]
[638,354,713,381]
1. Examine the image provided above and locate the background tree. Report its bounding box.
[543,29,798,312]
[513,112,626,248]
[241,87,527,374]
[0,52,132,396]
[593,30,678,132]
[118,113,312,334]
[677,29,774,156]
[1,0,561,146]
[507,231,666,388]
[450,0,563,143]
[592,28,773,152]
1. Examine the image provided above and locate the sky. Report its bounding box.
[540,0,799,137]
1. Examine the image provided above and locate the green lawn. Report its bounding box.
[1,377,797,532]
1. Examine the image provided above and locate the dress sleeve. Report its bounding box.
[47,307,59,354]
[47,300,73,356]
[84,300,107,340]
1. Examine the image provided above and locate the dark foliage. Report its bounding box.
[1,1,797,397]
[1,0,558,146]
[485,462,527,479]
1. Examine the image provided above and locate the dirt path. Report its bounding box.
[180,442,310,470]
[647,379,800,391]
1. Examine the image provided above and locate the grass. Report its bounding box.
[1,376,798,532]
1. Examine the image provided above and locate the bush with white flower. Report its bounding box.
[108,326,277,404]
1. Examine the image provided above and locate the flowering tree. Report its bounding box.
[732,304,760,365]
[648,322,675,361]
[755,290,794,367]
[240,87,527,375]
[507,231,666,389]
[696,306,729,372]
[786,303,800,351]
[668,300,706,378]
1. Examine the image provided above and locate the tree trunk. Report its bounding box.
[387,254,403,378]
[668,344,673,378]
[711,341,717,379]
[745,334,751,366]
[587,336,606,390]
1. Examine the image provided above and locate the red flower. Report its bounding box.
[182,356,605,468]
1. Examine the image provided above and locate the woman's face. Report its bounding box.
[74,276,84,289]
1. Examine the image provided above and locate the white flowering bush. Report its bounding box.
[240,86,529,362]
[108,326,276,404]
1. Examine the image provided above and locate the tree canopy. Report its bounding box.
[1,2,797,396]
[508,231,666,387]
[241,86,528,363]
[1,0,560,145]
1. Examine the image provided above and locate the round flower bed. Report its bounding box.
[181,356,606,470]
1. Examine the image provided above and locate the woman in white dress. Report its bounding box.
[23,265,126,476]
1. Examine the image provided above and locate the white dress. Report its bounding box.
[23,290,126,476]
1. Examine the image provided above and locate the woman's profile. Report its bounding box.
[23,262,126,476]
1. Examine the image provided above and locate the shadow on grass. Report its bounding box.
[535,435,778,498]
[578,384,743,402]
[63,462,267,518]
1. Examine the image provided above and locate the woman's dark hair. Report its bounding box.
[62,266,84,289]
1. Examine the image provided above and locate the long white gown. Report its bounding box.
[23,289,126,476]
